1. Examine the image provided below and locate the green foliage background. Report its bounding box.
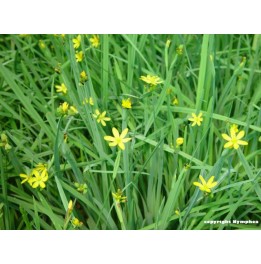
[0,34,260,230]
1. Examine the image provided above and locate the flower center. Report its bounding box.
[115,137,122,144]
[231,138,238,144]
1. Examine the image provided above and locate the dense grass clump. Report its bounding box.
[0,34,260,230]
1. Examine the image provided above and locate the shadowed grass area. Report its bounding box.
[0,34,260,230]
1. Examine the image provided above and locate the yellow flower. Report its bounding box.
[72,35,81,49]
[71,217,83,228]
[175,209,180,216]
[20,163,48,187]
[75,51,84,62]
[230,124,239,134]
[39,40,46,49]
[122,98,132,109]
[166,39,171,48]
[1,133,8,143]
[193,175,217,193]
[176,45,184,55]
[55,83,67,95]
[19,173,33,185]
[89,35,100,48]
[68,106,78,116]
[112,189,127,203]
[31,170,48,189]
[33,163,48,175]
[67,200,73,213]
[222,129,248,150]
[140,74,163,86]
[188,112,203,126]
[83,97,94,106]
[80,70,87,79]
[93,109,111,126]
[57,102,69,115]
[176,137,184,146]
[80,70,88,84]
[104,127,132,150]
[0,133,12,150]
[172,97,179,105]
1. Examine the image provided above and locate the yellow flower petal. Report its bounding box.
[112,127,120,138]
[237,140,248,146]
[120,128,129,139]
[104,136,115,142]
[222,133,231,141]
[233,143,239,149]
[199,175,207,185]
[118,142,125,150]
[207,176,215,185]
[32,182,39,188]
[193,182,203,188]
[236,130,245,140]
[230,129,236,138]
[207,176,217,188]
[109,141,118,147]
[122,137,132,143]
[40,182,46,188]
[224,141,233,148]
[209,181,217,188]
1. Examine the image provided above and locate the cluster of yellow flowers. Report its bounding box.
[19,163,48,189]
[72,35,100,63]
[57,102,78,116]
[187,113,248,194]
[187,113,248,150]
[72,35,84,62]
[17,36,252,213]
[65,200,83,229]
